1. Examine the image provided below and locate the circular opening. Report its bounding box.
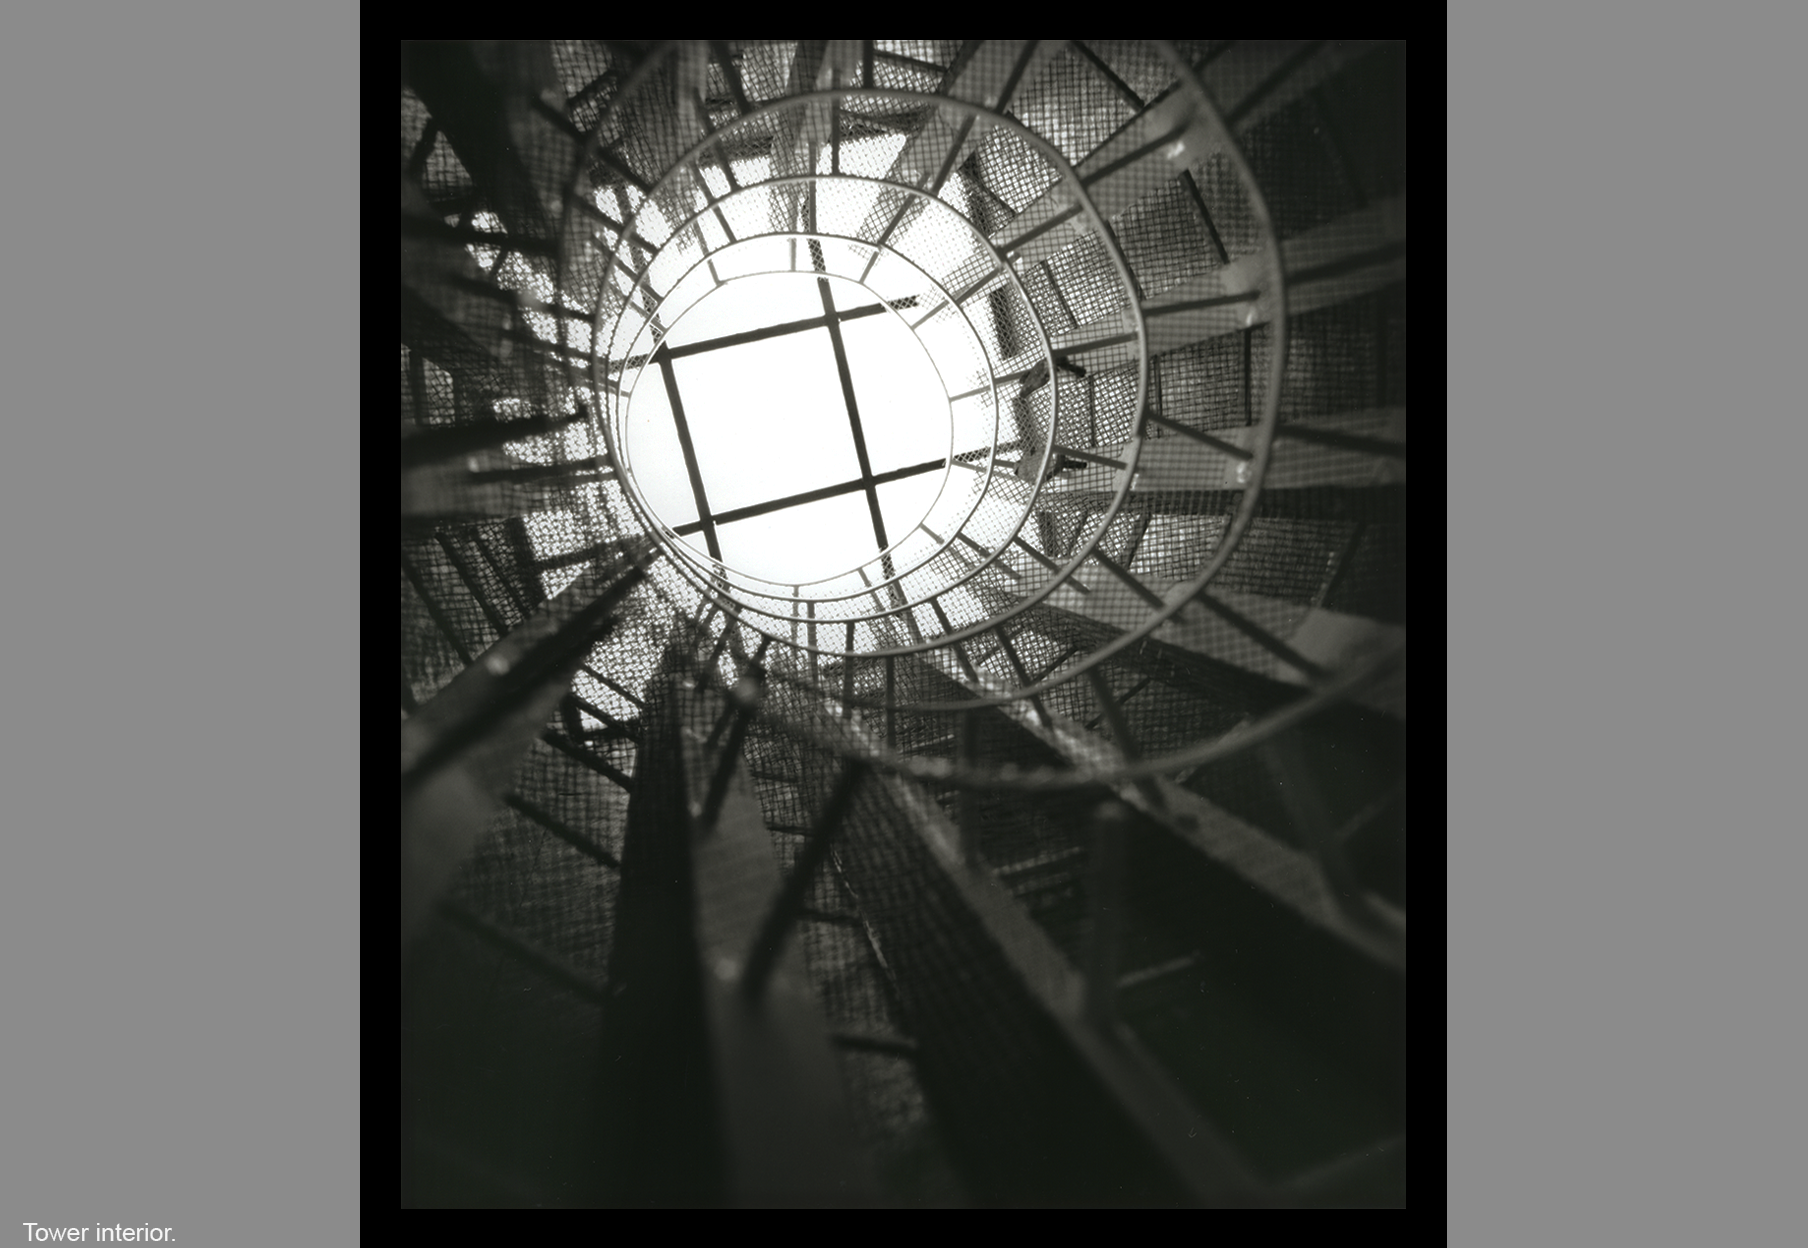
[620,269,953,586]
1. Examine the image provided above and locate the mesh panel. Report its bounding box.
[403,39,1409,1209]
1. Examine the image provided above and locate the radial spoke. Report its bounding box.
[1089,547,1167,611]
[1187,592,1329,683]
[1051,443,1128,471]
[1274,423,1406,459]
[1142,412,1254,461]
[541,728,637,791]
[502,792,621,870]
[658,355,721,562]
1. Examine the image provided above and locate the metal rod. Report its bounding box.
[501,792,621,870]
[462,455,612,486]
[1089,547,1167,610]
[924,598,980,683]
[994,626,1049,725]
[995,202,1083,257]
[1032,261,1079,333]
[658,354,721,561]
[949,264,1004,308]
[708,40,750,116]
[594,144,651,195]
[1051,443,1128,471]
[1224,40,1327,128]
[740,761,868,1001]
[954,531,1022,581]
[539,729,636,792]
[1073,40,1143,109]
[567,66,618,114]
[818,278,890,553]
[1119,510,1152,572]
[400,549,475,667]
[697,672,764,830]
[831,1031,918,1059]
[1188,592,1330,682]
[1031,643,1082,685]
[871,195,915,256]
[1055,332,1136,361]
[572,192,628,236]
[926,595,957,636]
[698,615,737,690]
[582,662,645,710]
[992,39,1043,113]
[908,298,949,330]
[400,543,651,788]
[1143,411,1254,461]
[925,114,978,198]
[434,899,608,1005]
[654,300,894,362]
[568,692,639,742]
[1083,673,1154,731]
[1180,170,1231,266]
[1009,534,1089,592]
[1313,521,1368,610]
[398,216,557,256]
[871,47,944,77]
[1273,423,1407,459]
[400,406,586,469]
[468,529,531,620]
[1078,122,1191,189]
[1287,239,1407,290]
[527,94,585,144]
[439,528,517,636]
[1144,289,1261,316]
[1086,667,1143,761]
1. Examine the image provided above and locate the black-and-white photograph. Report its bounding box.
[399,39,1408,1208]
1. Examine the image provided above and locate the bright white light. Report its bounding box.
[622,270,951,585]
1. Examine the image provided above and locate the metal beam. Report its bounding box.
[818,278,889,553]
[401,41,558,243]
[807,752,1269,1207]
[647,298,899,363]
[671,457,945,536]
[400,406,586,470]
[401,545,652,959]
[658,354,721,561]
[603,671,874,1206]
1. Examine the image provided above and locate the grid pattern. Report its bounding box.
[403,39,1408,1210]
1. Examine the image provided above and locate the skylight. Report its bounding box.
[622,270,951,587]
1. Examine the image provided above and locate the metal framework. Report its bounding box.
[401,38,1409,1210]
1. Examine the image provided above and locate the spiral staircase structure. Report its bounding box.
[401,39,1408,1208]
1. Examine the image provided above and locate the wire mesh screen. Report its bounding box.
[403,39,1408,1209]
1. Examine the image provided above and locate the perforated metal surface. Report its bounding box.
[401,39,1408,1209]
